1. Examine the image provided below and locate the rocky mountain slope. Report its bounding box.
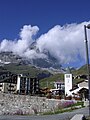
[0,51,62,70]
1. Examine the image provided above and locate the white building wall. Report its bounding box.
[70,86,88,96]
[67,81,88,96]
[65,74,72,96]
[17,75,21,92]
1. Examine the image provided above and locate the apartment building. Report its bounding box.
[0,73,39,95]
[17,74,39,95]
[0,74,17,93]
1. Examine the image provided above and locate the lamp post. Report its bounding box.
[84,24,90,115]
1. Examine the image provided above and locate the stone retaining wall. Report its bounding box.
[0,93,76,115]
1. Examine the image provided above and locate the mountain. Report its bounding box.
[0,63,52,79]
[30,41,63,69]
[72,64,90,75]
[0,52,22,64]
[0,50,63,79]
[0,42,79,73]
[0,46,62,70]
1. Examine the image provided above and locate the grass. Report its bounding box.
[72,64,88,75]
[40,73,64,88]
[71,101,84,107]
[43,107,76,115]
[43,101,84,115]
[1,63,51,78]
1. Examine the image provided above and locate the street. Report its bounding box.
[0,107,89,120]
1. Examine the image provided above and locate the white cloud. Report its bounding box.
[37,22,90,64]
[0,22,90,65]
[0,39,15,52]
[14,25,39,54]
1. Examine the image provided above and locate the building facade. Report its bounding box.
[54,81,64,90]
[0,74,17,93]
[65,74,73,96]
[0,73,39,95]
[17,75,39,95]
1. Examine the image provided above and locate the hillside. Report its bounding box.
[40,73,64,88]
[40,64,90,88]
[72,64,90,75]
[0,63,51,79]
[0,51,62,69]
[0,63,65,88]
[0,60,89,89]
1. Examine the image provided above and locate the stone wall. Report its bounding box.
[0,93,76,115]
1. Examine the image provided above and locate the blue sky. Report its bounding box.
[0,0,90,68]
[0,0,90,40]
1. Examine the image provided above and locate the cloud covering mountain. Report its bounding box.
[0,21,90,66]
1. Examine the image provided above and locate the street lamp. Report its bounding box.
[84,24,90,116]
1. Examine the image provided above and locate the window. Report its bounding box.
[0,84,2,87]
[66,75,70,78]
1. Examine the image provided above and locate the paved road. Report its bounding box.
[0,107,89,120]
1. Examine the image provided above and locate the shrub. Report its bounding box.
[56,100,76,109]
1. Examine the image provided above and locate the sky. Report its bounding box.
[0,0,90,68]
